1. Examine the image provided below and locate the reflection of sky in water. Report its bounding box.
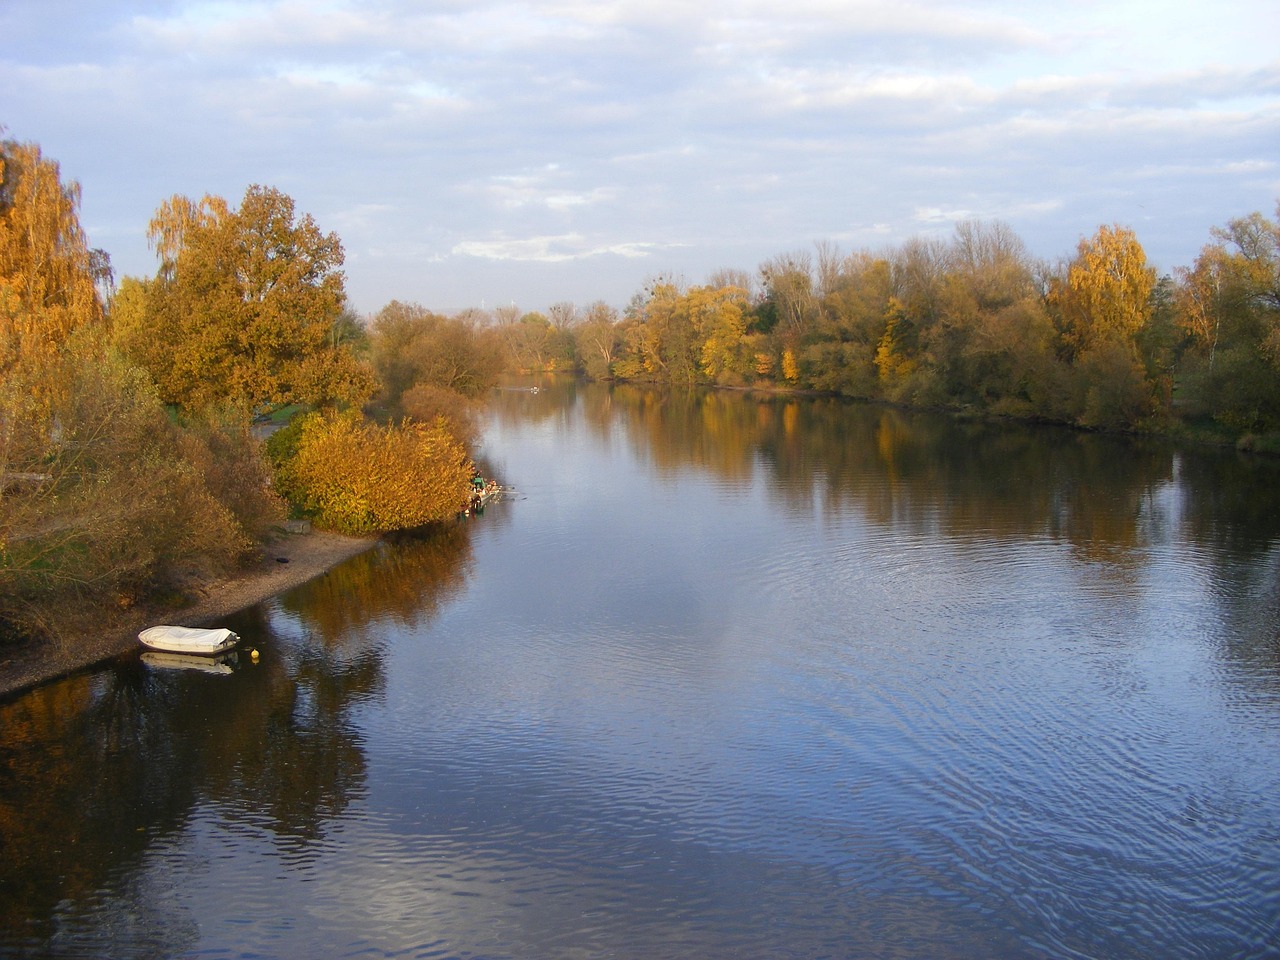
[6,384,1280,959]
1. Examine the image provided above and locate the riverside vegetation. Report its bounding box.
[0,137,504,650]
[499,215,1280,448]
[2,130,1278,651]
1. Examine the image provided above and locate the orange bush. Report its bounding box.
[279,411,473,534]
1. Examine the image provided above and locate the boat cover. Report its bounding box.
[138,625,240,655]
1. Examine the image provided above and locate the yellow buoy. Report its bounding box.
[250,648,260,663]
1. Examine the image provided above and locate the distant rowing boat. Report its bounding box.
[138,625,241,656]
[465,476,502,515]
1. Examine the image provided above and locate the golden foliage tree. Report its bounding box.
[615,283,747,386]
[1051,224,1156,356]
[117,185,373,412]
[277,411,473,534]
[1,142,290,644]
[874,301,919,396]
[690,285,751,384]
[0,139,105,389]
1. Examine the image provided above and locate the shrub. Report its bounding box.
[177,410,285,541]
[276,411,473,534]
[1,339,252,641]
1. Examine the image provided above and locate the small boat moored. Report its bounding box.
[138,625,241,656]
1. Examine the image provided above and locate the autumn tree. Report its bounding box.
[759,251,816,338]
[871,237,949,402]
[937,221,1059,415]
[1050,224,1156,357]
[115,185,372,412]
[1175,205,1280,432]
[617,282,702,384]
[0,142,288,645]
[366,300,505,426]
[574,300,622,380]
[495,308,575,372]
[690,284,752,384]
[0,138,105,390]
[803,253,894,397]
[1,334,275,641]
[1047,225,1160,428]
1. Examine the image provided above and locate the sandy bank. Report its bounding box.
[0,529,376,700]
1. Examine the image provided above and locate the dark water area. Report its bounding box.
[3,378,1280,959]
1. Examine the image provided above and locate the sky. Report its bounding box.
[3,0,1278,317]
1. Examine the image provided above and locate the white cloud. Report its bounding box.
[452,234,658,262]
[480,172,616,212]
[913,206,975,224]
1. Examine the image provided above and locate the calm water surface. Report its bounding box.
[3,379,1280,959]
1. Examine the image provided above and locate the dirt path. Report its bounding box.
[0,529,376,699]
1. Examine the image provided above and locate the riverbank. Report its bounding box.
[0,528,376,700]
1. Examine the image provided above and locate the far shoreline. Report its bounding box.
[0,529,377,701]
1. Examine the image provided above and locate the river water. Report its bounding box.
[3,378,1279,959]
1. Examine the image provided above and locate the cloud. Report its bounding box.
[2,0,1277,310]
[452,233,658,262]
[480,171,617,212]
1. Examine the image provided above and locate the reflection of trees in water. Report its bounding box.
[1173,451,1280,675]
[563,380,1280,558]
[277,523,475,646]
[559,381,1280,677]
[0,517,477,952]
[489,374,581,430]
[608,386,762,485]
[200,641,379,847]
[809,408,1183,563]
[0,668,204,948]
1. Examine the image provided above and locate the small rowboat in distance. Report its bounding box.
[138,625,241,656]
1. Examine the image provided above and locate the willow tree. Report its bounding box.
[0,138,105,387]
[116,185,373,413]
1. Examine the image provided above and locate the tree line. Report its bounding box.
[499,213,1280,444]
[3,128,1276,645]
[0,137,503,645]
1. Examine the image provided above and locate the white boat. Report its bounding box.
[138,625,241,656]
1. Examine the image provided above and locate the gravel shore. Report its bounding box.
[0,529,376,699]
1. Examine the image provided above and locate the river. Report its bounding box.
[3,378,1279,959]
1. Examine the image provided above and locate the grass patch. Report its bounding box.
[263,403,308,425]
